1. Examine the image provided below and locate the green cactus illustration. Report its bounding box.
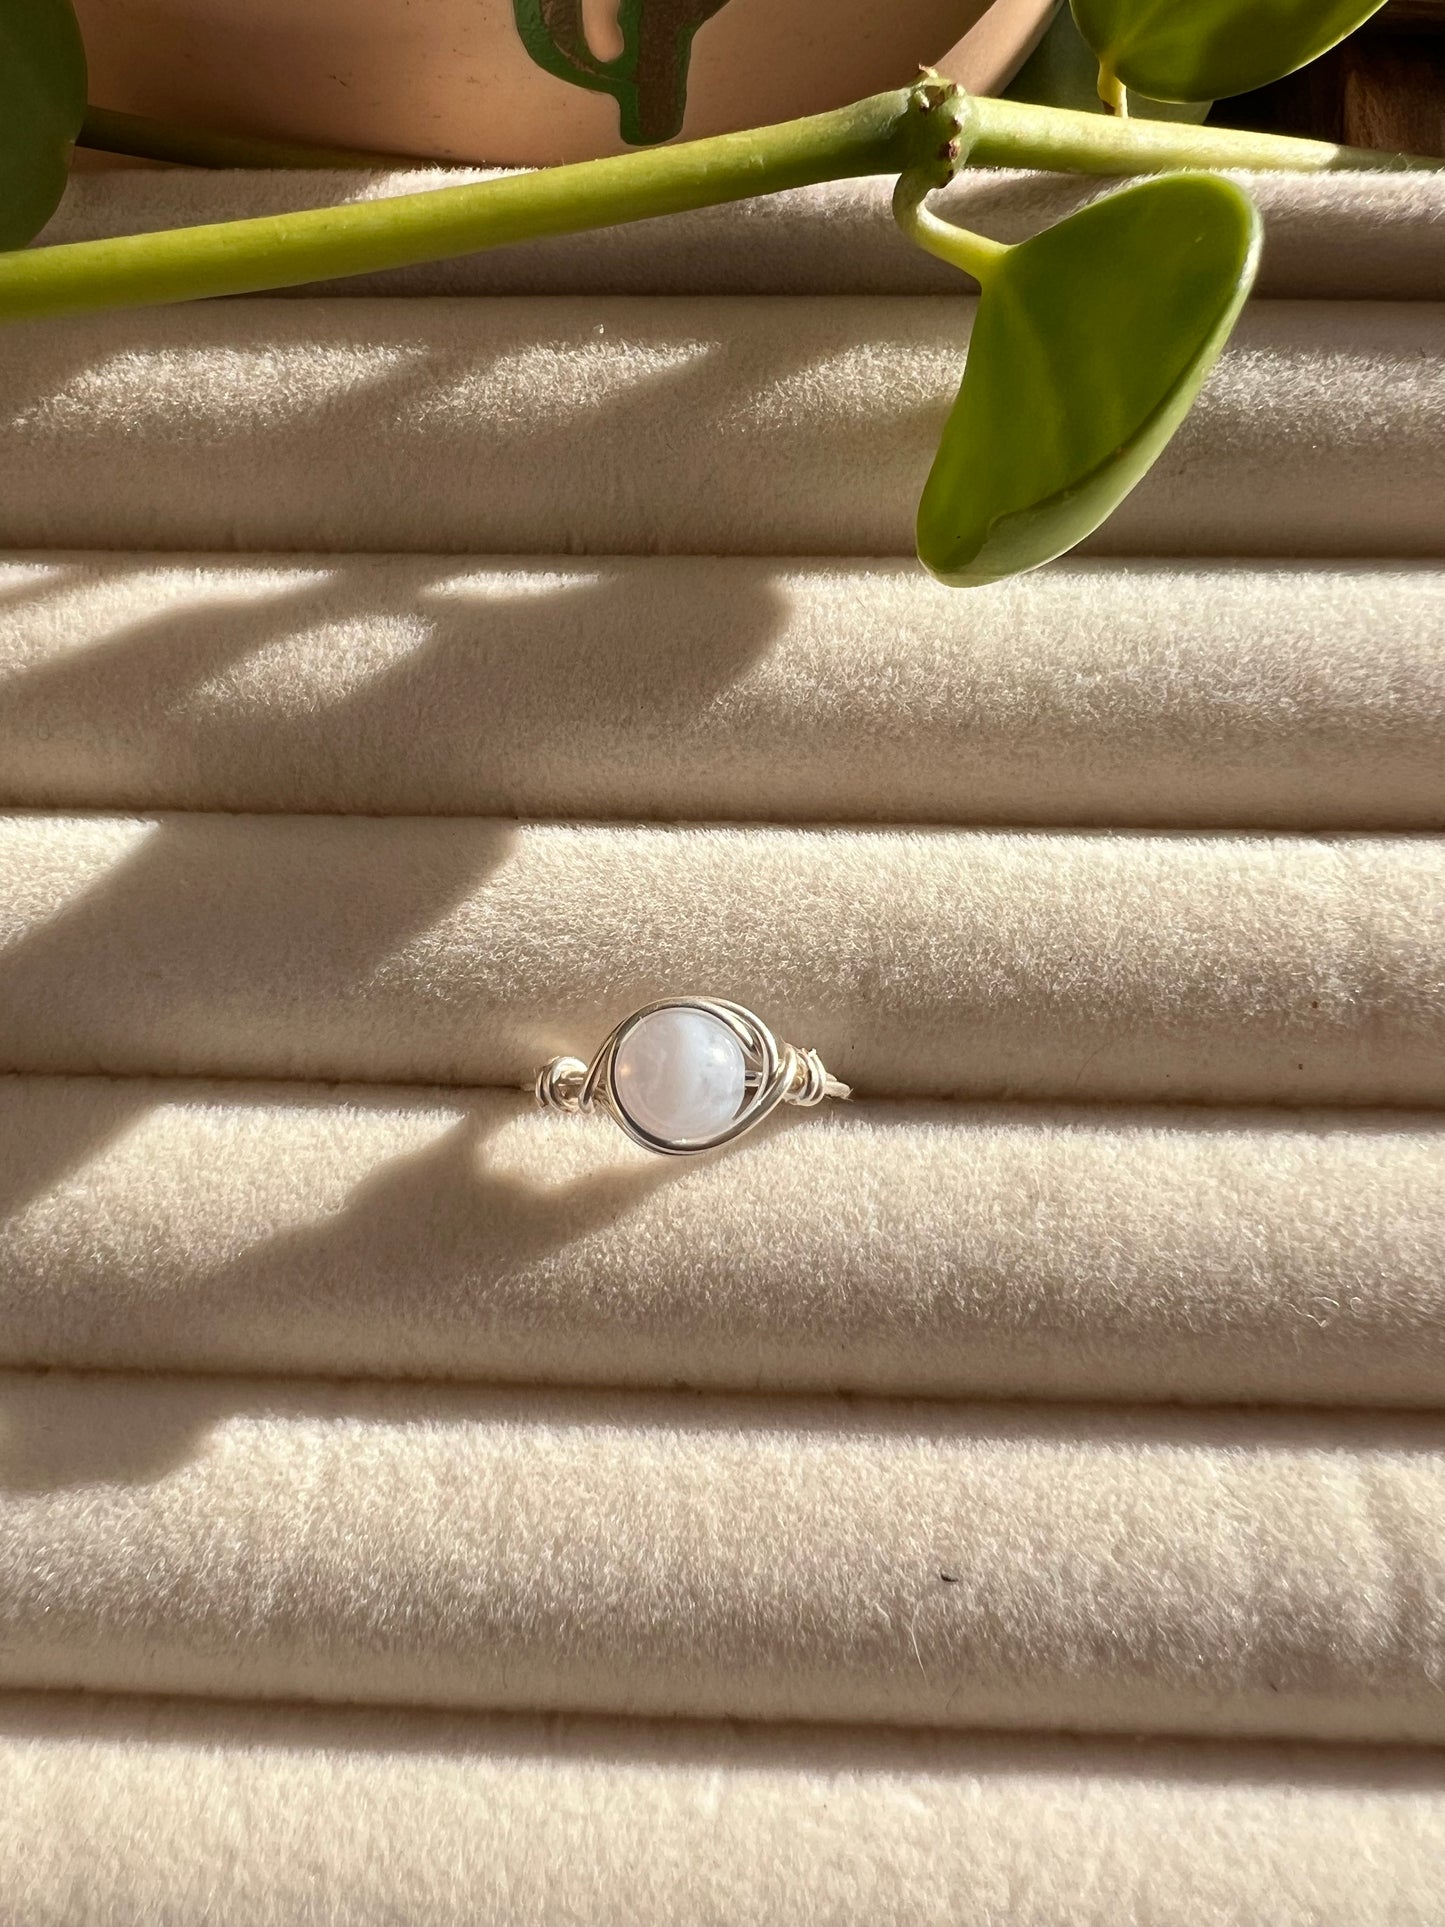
[513,0,735,145]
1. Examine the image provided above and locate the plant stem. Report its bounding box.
[78,106,415,171]
[6,83,1436,326]
[892,173,1005,287]
[969,94,1440,173]
[4,87,939,323]
[1097,65,1129,118]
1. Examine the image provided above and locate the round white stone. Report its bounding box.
[612,1007,748,1144]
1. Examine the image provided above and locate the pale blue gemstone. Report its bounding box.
[613,1008,747,1143]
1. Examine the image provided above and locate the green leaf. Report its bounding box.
[1069,0,1388,105]
[916,174,1260,589]
[0,0,87,249]
[1004,3,1210,122]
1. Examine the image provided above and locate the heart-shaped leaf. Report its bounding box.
[1,0,87,250]
[1005,3,1210,121]
[1070,0,1388,104]
[916,173,1260,588]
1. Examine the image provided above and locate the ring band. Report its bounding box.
[534,996,851,1156]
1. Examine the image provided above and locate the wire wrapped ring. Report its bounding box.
[534,996,850,1156]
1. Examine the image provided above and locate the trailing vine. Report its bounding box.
[0,0,1432,586]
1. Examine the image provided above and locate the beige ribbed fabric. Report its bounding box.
[1,556,1440,826]
[3,1372,1443,1743]
[0,815,1440,1101]
[6,1697,1444,1927]
[3,1078,1442,1405]
[0,298,1440,556]
[2,164,1443,1925]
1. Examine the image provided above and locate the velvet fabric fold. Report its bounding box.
[0,299,1439,557]
[2,1077,1443,1406]
[3,1693,1444,1927]
[1,556,1440,827]
[2,1372,1443,1743]
[0,814,1439,1102]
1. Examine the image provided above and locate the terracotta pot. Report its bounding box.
[74,0,1054,167]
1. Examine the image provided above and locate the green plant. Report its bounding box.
[0,0,86,248]
[0,1,1433,587]
[1071,0,1390,109]
[900,168,1259,585]
[1005,5,1211,122]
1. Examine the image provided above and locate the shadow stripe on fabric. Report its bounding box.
[0,300,1439,556]
[0,556,1440,827]
[2,1077,1443,1406]
[0,815,1439,1102]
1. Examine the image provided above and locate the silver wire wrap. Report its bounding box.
[533,997,850,1156]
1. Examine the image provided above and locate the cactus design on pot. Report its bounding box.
[513,0,735,144]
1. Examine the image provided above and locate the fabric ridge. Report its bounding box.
[1,1078,1441,1404]
[0,300,1440,556]
[0,556,1440,825]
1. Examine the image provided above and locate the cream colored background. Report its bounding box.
[71,0,1049,165]
[1,167,1443,1923]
